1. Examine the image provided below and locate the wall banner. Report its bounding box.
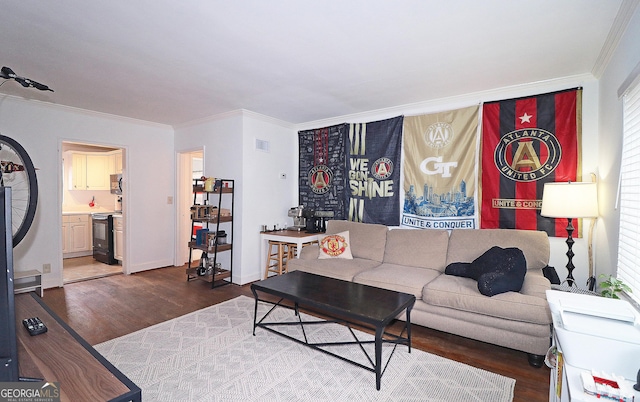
[480,88,582,236]
[402,105,479,230]
[346,116,403,225]
[298,124,348,219]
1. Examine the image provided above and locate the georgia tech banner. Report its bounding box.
[347,116,403,225]
[402,106,480,230]
[298,124,348,219]
[480,88,582,236]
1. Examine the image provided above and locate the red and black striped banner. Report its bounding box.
[480,88,582,236]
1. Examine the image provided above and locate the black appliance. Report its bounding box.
[303,209,334,233]
[110,174,122,195]
[92,213,116,265]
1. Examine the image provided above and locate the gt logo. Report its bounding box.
[419,156,458,178]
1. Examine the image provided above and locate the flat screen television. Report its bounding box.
[0,186,19,382]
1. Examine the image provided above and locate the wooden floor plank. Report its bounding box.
[43,265,549,401]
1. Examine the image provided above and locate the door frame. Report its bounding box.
[59,139,127,286]
[175,147,204,266]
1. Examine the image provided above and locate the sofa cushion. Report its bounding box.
[445,229,549,270]
[353,263,441,299]
[325,220,388,262]
[445,246,527,296]
[383,228,449,271]
[423,274,551,325]
[318,231,353,259]
[286,257,380,282]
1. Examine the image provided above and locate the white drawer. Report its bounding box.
[63,214,89,223]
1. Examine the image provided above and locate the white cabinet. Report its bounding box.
[62,214,93,258]
[69,152,112,190]
[547,290,640,402]
[85,154,110,189]
[113,150,123,174]
[71,153,87,190]
[106,150,123,175]
[113,215,123,262]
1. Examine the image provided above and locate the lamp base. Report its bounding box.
[565,218,575,287]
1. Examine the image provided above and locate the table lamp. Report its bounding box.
[541,181,599,287]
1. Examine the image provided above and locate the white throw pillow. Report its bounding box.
[318,231,353,259]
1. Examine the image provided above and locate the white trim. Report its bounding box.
[592,0,640,78]
[174,108,294,130]
[296,73,594,131]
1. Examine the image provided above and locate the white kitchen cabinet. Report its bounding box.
[69,152,111,190]
[113,215,123,262]
[85,154,110,189]
[62,214,93,258]
[71,153,87,190]
[113,150,123,174]
[107,150,123,175]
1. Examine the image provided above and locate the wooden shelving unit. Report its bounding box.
[186,178,234,288]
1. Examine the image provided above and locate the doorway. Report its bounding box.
[61,141,126,284]
[175,148,203,266]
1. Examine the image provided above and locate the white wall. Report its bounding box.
[596,5,640,279]
[297,76,601,288]
[174,110,296,285]
[175,111,244,283]
[241,112,297,284]
[0,96,175,287]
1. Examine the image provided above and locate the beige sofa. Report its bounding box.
[287,220,552,367]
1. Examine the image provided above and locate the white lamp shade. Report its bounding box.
[541,182,599,218]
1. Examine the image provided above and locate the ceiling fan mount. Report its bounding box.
[0,66,53,92]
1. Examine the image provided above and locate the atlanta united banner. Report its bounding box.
[480,88,582,236]
[402,106,479,230]
[347,116,403,225]
[298,124,348,219]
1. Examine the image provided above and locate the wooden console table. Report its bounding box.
[15,292,141,402]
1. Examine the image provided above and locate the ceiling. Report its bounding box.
[0,1,631,126]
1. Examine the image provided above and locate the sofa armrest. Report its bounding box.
[520,270,551,299]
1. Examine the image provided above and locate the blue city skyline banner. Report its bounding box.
[402,106,480,230]
[346,116,403,225]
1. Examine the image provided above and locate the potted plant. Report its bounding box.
[598,274,632,299]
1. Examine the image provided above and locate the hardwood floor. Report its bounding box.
[43,265,550,401]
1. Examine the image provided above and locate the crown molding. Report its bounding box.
[0,93,171,129]
[295,73,595,131]
[592,0,640,78]
[174,108,294,130]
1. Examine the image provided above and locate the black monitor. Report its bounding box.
[0,187,18,382]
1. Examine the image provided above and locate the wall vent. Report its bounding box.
[255,139,270,152]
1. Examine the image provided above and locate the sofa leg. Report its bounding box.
[527,353,544,368]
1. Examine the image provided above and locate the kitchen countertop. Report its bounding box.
[63,210,116,215]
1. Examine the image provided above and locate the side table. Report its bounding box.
[14,269,43,297]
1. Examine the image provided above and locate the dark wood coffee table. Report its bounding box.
[251,270,415,390]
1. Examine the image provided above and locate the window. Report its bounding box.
[618,77,640,305]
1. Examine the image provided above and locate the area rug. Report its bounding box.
[95,296,515,401]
